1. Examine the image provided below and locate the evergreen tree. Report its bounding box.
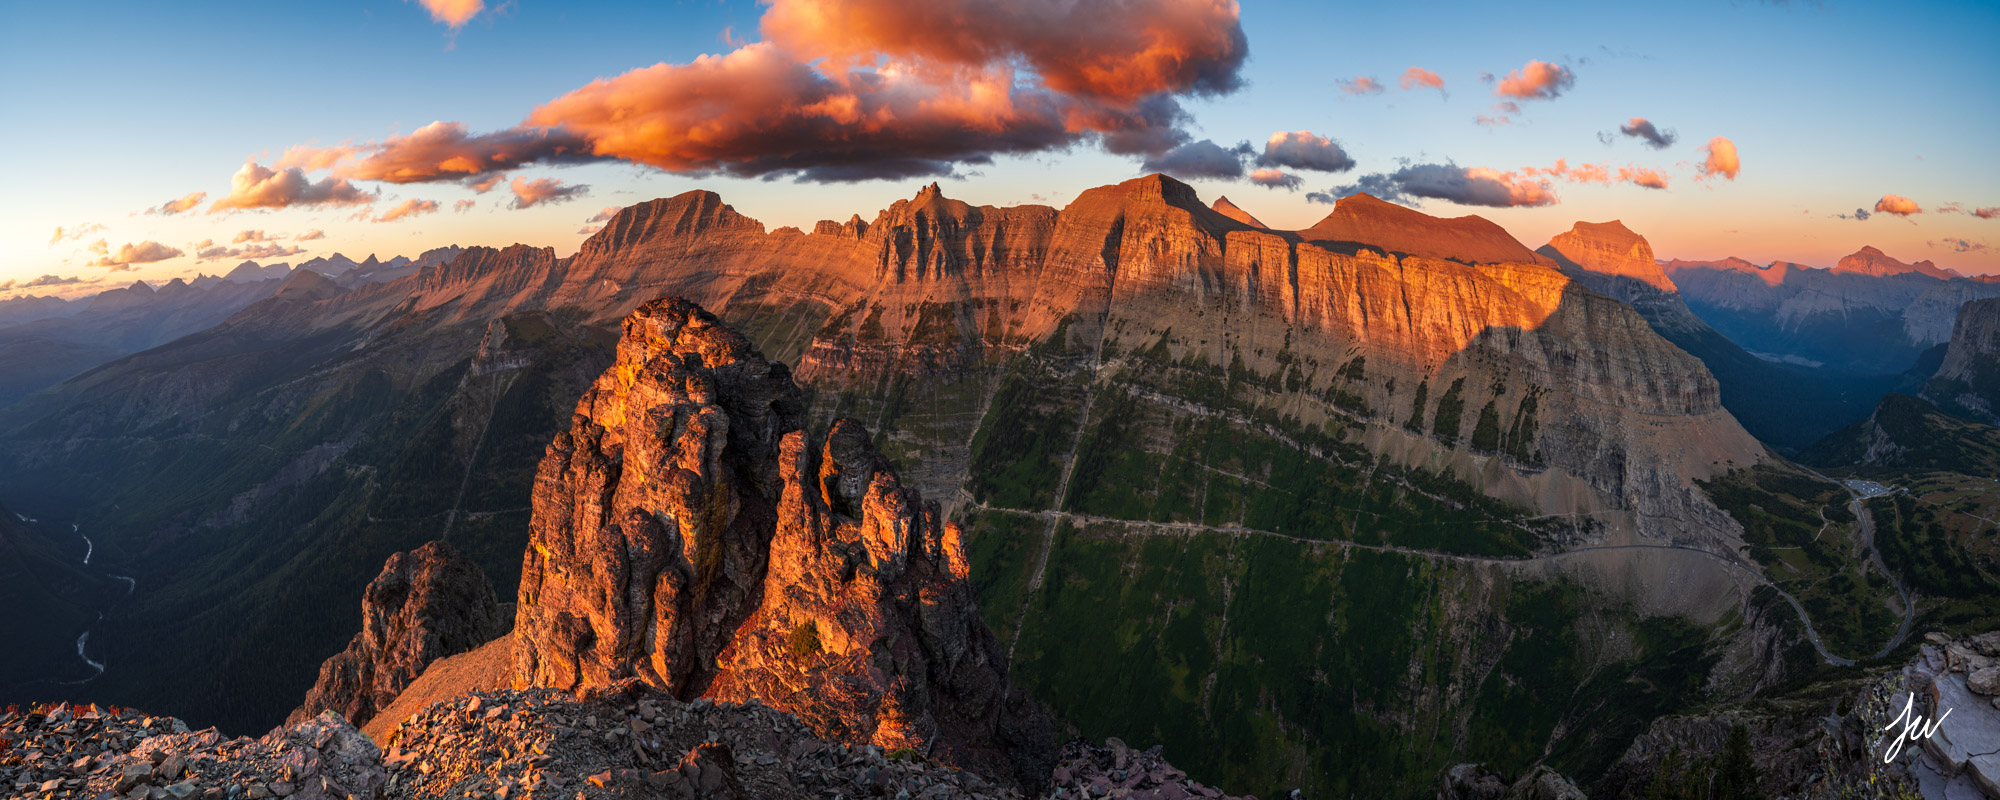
[1715,723,1763,800]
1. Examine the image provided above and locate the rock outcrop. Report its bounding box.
[289,541,508,728]
[1835,245,1954,280]
[1300,192,1548,265]
[514,297,1055,787]
[1209,195,1267,229]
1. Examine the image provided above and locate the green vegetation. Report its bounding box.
[1432,377,1467,444]
[966,367,1081,509]
[1405,379,1429,432]
[998,523,1721,799]
[788,621,822,658]
[1697,466,1901,658]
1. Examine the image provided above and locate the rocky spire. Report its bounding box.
[513,296,1055,787]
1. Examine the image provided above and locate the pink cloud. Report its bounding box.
[453,199,477,213]
[373,198,441,223]
[1977,207,1999,220]
[1493,60,1573,100]
[1248,168,1302,190]
[296,229,325,241]
[1620,167,1670,189]
[587,206,622,223]
[1874,194,1922,216]
[1399,67,1444,93]
[1697,137,1740,181]
[1337,76,1384,95]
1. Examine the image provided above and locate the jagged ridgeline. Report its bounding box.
[1,176,1869,798]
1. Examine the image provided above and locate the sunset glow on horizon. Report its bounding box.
[4,0,1996,299]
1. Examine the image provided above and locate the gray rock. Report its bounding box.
[1969,667,2000,696]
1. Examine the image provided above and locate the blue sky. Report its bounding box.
[4,0,1996,295]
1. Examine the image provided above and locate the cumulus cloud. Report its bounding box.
[209,161,375,212]
[1314,162,1557,208]
[1697,137,1740,181]
[1611,117,1677,149]
[587,206,622,223]
[49,222,105,245]
[89,241,184,269]
[147,191,207,215]
[374,198,442,223]
[509,177,588,209]
[1248,168,1303,190]
[1493,60,1573,100]
[296,229,325,241]
[454,199,477,213]
[1141,139,1253,179]
[1257,131,1355,173]
[262,0,1249,184]
[1874,194,1922,216]
[1399,67,1445,95]
[414,0,484,28]
[1337,76,1384,95]
[1930,238,1990,254]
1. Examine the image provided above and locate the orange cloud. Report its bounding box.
[1399,67,1445,93]
[1620,167,1670,189]
[210,161,375,212]
[50,222,105,245]
[454,199,477,213]
[1874,194,1922,216]
[1977,207,1999,220]
[509,177,587,209]
[1494,60,1573,100]
[148,191,207,215]
[373,198,441,223]
[90,241,183,269]
[1697,136,1740,181]
[232,230,277,244]
[587,206,622,223]
[414,0,484,28]
[1337,76,1384,95]
[275,0,1248,184]
[296,229,325,241]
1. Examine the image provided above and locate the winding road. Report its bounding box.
[56,524,134,684]
[970,486,1903,668]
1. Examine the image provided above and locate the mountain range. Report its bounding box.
[2,177,1997,799]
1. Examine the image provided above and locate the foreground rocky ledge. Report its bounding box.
[2,684,1248,799]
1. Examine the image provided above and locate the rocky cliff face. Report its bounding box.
[513,297,1054,786]
[1925,297,2000,423]
[290,541,508,728]
[1299,192,1547,266]
[1539,220,1676,293]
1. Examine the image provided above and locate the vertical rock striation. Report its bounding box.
[514,296,1054,786]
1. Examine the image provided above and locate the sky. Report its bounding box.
[4,0,1997,298]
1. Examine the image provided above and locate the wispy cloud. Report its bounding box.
[1929,238,1989,254]
[509,177,588,209]
[1399,67,1445,96]
[146,191,207,215]
[296,229,325,241]
[587,206,622,223]
[49,222,105,245]
[374,198,441,222]
[1337,76,1385,95]
[453,199,477,213]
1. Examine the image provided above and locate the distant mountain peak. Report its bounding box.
[1836,246,1952,279]
[1539,220,1675,292]
[1211,195,1267,228]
